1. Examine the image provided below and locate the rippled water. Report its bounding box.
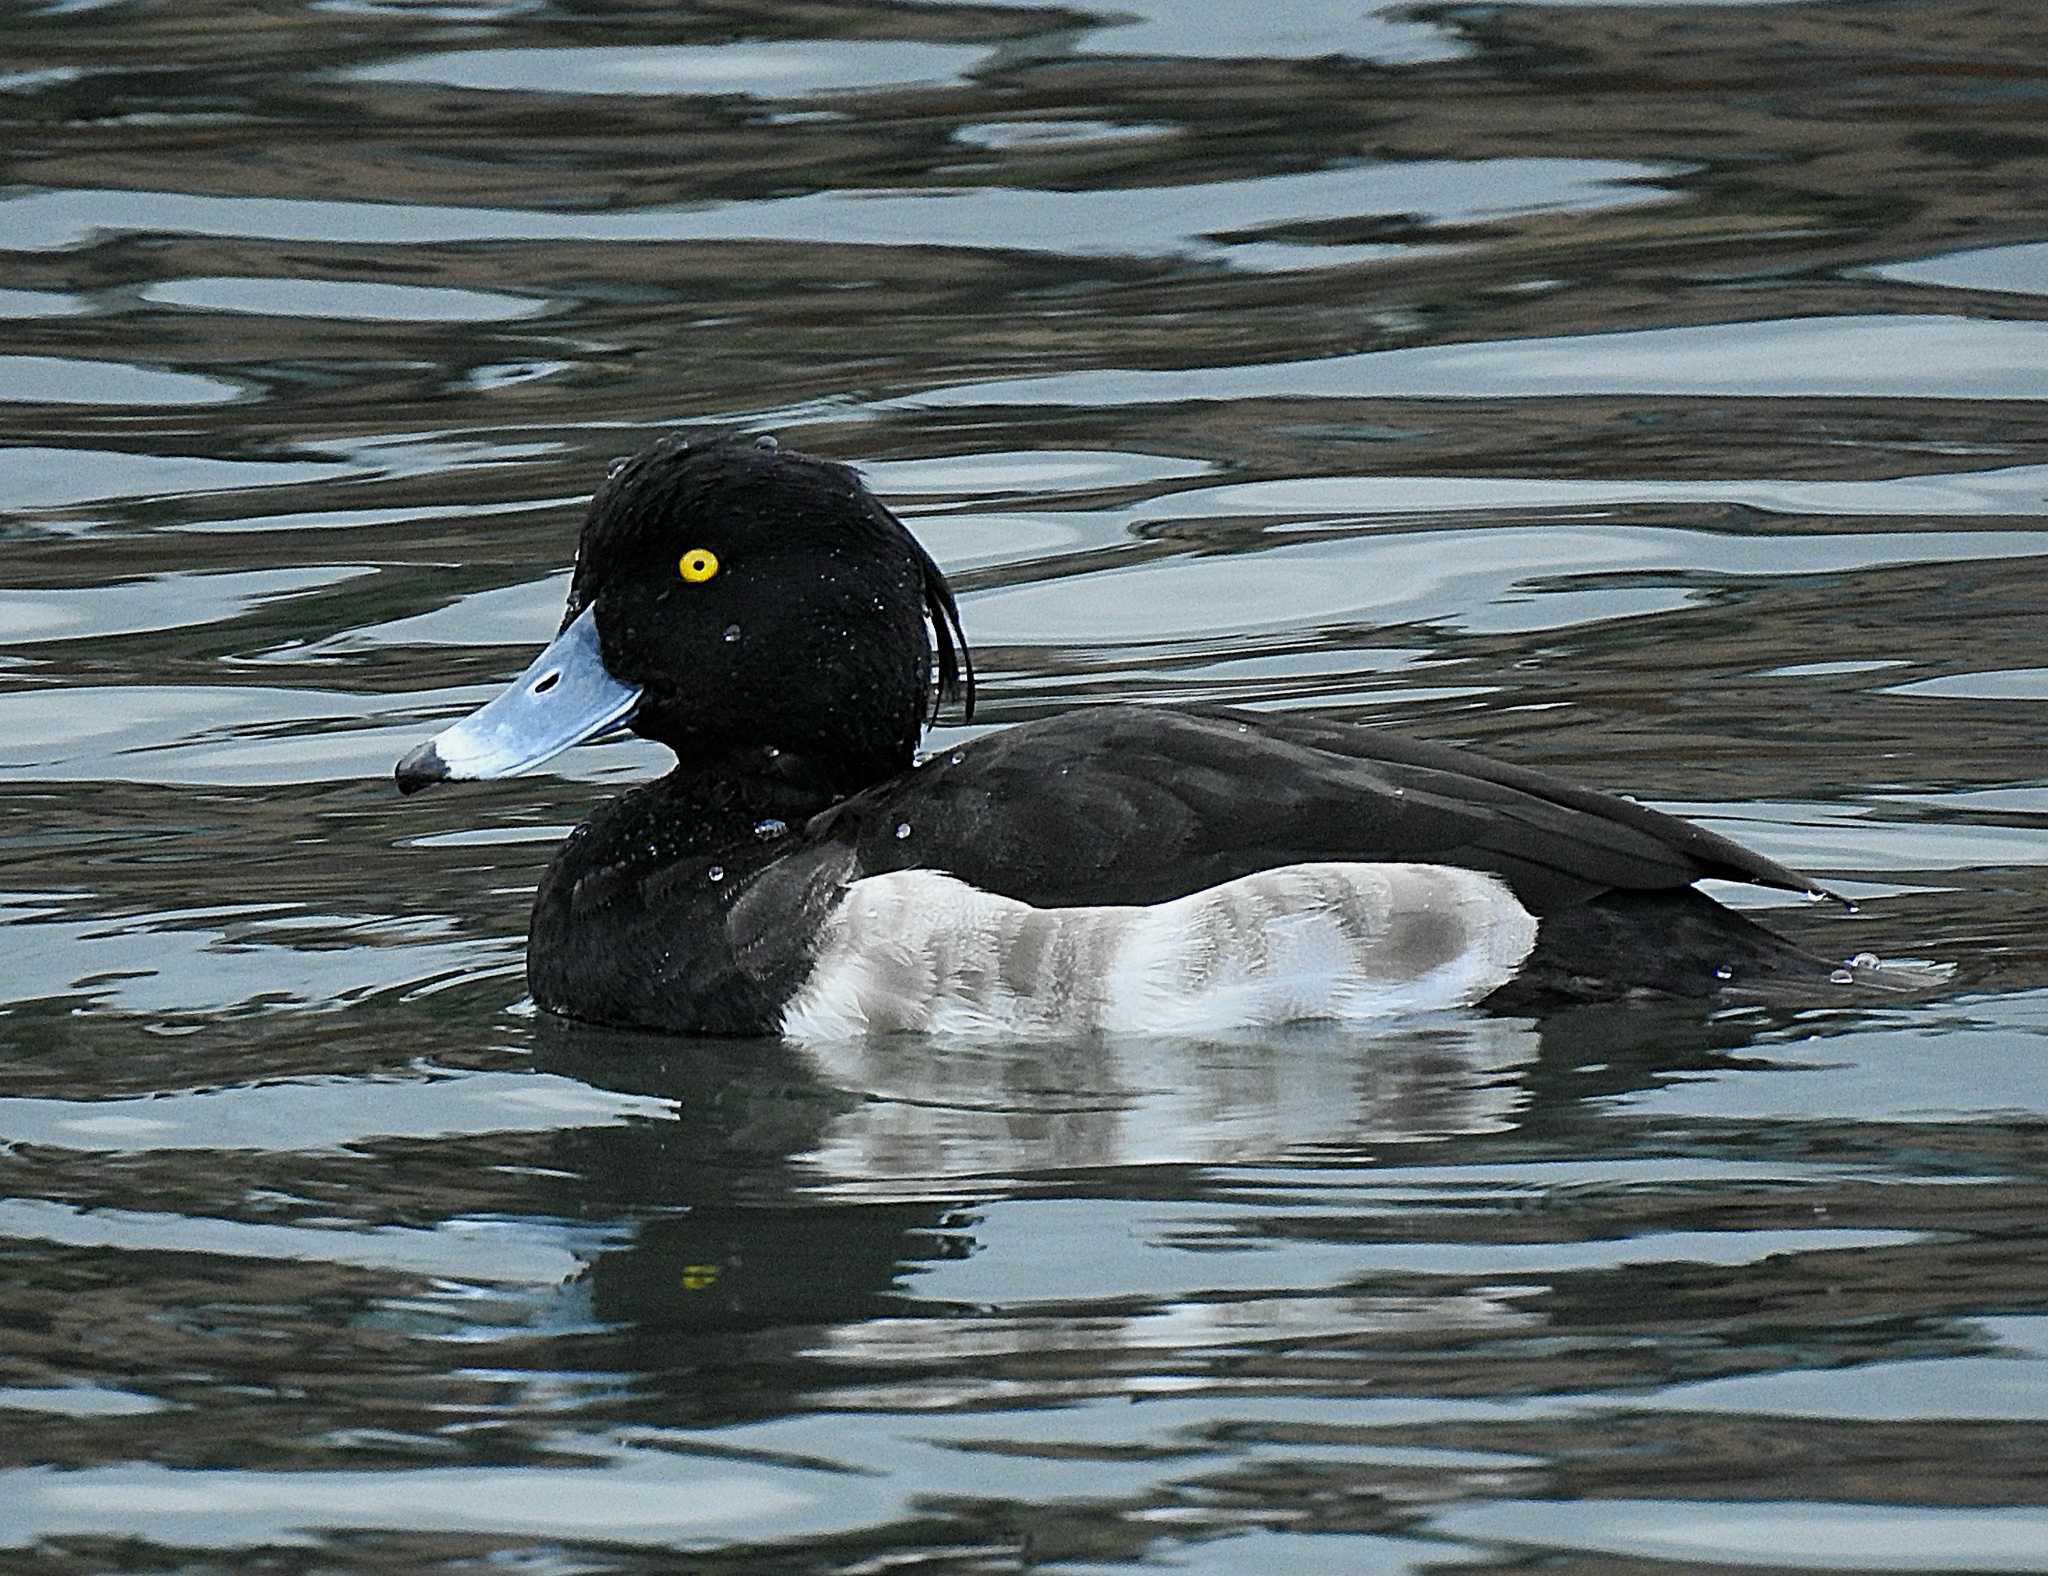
[6,1,2048,1570]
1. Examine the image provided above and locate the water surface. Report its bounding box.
[5,1,2048,1570]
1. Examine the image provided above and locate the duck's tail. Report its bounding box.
[1484,887,1952,1008]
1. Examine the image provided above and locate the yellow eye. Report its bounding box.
[678,548,720,583]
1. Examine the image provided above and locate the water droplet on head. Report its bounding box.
[607,455,630,478]
[1829,966,1855,985]
[753,818,788,842]
[1850,951,1881,970]
[894,822,912,840]
[1713,965,1733,980]
[755,433,780,453]
[723,624,742,643]
[763,745,781,760]
[949,751,964,766]
[707,865,725,884]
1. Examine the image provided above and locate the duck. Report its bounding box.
[395,432,1862,1038]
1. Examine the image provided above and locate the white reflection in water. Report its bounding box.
[963,521,2048,645]
[0,353,241,407]
[0,1197,588,1286]
[0,158,1676,272]
[0,566,372,645]
[1622,1348,2048,1424]
[1886,668,2048,701]
[348,40,993,97]
[1430,1498,2048,1572]
[0,445,357,513]
[910,0,1462,65]
[0,893,517,1014]
[144,276,546,322]
[0,1070,674,1154]
[0,1384,168,1418]
[953,119,1178,150]
[812,1290,1539,1364]
[0,1455,810,1551]
[1135,463,2048,521]
[1868,240,2048,299]
[908,1197,1914,1308]
[1060,0,1461,64]
[910,315,2048,405]
[1607,991,2048,1125]
[0,286,87,318]
[796,1016,1537,1189]
[861,447,1217,496]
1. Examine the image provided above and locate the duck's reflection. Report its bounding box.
[531,1011,1549,1197]
[789,1015,1541,1187]
[512,1005,1794,1405]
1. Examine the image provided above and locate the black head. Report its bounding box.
[564,433,972,787]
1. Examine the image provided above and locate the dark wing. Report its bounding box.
[813,705,1821,914]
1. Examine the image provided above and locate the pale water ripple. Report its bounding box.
[3,1,2047,1572]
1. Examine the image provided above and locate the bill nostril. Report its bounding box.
[533,671,561,695]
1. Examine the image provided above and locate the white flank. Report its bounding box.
[779,862,1538,1040]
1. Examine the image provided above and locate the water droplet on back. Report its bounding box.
[949,751,964,766]
[754,818,788,842]
[707,865,726,883]
[755,433,780,453]
[723,624,742,643]
[1713,964,1733,980]
[607,455,630,478]
[1849,951,1881,970]
[1829,966,1855,985]
[895,822,912,840]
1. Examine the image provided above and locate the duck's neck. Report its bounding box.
[584,745,894,869]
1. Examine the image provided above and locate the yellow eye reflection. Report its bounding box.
[678,548,720,583]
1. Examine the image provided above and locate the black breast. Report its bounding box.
[527,767,856,1035]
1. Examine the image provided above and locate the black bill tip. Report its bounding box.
[395,740,448,795]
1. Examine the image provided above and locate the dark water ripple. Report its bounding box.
[4,0,2048,1569]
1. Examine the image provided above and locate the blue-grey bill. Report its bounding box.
[394,605,641,794]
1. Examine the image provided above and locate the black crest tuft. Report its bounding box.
[898,501,975,727]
